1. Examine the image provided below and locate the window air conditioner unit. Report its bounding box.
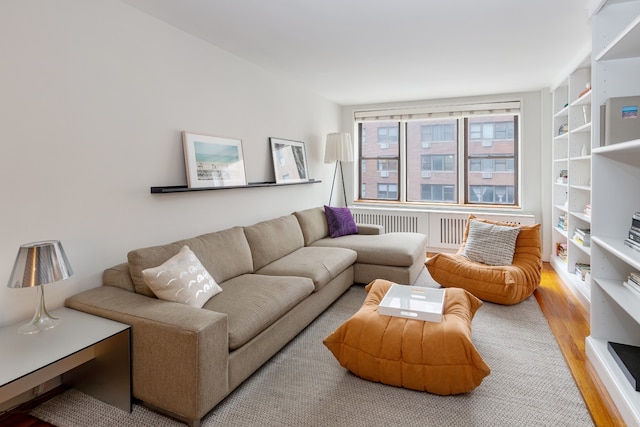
[482,172,493,179]
[380,170,389,177]
[422,171,432,178]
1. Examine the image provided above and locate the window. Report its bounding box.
[355,102,519,207]
[359,121,400,201]
[377,183,398,199]
[421,184,455,202]
[377,126,398,149]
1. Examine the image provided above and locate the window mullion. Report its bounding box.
[400,121,407,203]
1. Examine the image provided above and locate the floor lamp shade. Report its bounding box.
[325,133,353,206]
[324,132,353,163]
[7,240,73,334]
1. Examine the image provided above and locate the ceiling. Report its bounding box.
[121,0,594,106]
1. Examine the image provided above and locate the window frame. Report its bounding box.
[354,102,520,208]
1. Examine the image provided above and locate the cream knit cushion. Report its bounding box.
[141,245,222,307]
[462,220,520,266]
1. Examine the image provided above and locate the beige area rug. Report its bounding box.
[32,267,593,426]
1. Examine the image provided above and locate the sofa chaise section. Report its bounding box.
[293,207,428,285]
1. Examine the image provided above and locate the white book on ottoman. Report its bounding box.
[378,283,445,322]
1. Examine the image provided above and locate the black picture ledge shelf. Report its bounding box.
[151,179,321,194]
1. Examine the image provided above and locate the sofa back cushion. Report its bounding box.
[103,262,136,293]
[243,215,305,271]
[293,207,329,246]
[128,226,253,297]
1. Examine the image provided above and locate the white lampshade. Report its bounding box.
[324,132,353,164]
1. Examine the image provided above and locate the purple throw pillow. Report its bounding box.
[324,205,358,238]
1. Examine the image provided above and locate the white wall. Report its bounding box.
[0,1,340,327]
[339,90,551,259]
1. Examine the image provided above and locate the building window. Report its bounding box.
[359,121,400,201]
[356,104,519,207]
[377,183,398,199]
[377,126,398,149]
[421,184,455,202]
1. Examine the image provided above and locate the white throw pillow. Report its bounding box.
[141,245,222,307]
[462,220,520,266]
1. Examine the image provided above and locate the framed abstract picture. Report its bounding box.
[182,132,247,188]
[269,137,310,184]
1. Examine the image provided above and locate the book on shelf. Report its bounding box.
[630,271,640,285]
[624,238,640,253]
[624,280,640,296]
[555,242,568,261]
[608,342,640,391]
[584,204,591,218]
[574,263,591,281]
[557,214,567,231]
[572,229,590,247]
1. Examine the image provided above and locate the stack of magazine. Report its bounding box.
[573,227,591,247]
[623,272,640,298]
[624,212,640,253]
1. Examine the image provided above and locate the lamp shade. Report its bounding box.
[8,240,73,289]
[324,132,353,164]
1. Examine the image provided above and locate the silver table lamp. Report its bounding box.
[7,240,73,334]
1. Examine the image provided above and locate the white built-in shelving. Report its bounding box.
[586,2,640,426]
[550,56,592,309]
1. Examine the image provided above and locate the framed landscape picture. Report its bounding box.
[182,132,247,188]
[270,137,310,184]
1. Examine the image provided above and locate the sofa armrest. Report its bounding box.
[356,223,384,235]
[65,286,228,422]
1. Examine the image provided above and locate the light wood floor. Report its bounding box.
[0,262,627,426]
[536,263,624,426]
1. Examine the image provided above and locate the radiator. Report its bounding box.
[352,212,418,233]
[351,208,535,252]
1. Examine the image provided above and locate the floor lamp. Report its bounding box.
[324,132,353,206]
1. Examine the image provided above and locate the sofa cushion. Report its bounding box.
[128,227,253,297]
[461,220,520,266]
[311,232,427,267]
[141,245,223,308]
[324,205,358,238]
[204,274,314,350]
[243,215,305,271]
[256,247,357,292]
[293,207,330,246]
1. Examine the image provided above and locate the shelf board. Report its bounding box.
[593,138,640,164]
[550,255,590,308]
[570,211,592,223]
[554,105,569,118]
[554,226,569,238]
[571,90,592,106]
[596,278,640,325]
[554,132,569,141]
[571,238,592,256]
[151,180,321,194]
[586,337,640,424]
[571,122,592,134]
[569,184,591,191]
[596,14,640,61]
[593,235,640,271]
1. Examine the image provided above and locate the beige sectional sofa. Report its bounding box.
[65,206,427,426]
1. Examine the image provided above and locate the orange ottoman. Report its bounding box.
[323,279,490,395]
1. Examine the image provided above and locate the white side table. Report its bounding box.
[0,307,131,412]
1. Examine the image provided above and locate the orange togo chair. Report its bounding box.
[425,215,542,305]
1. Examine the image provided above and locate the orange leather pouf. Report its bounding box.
[323,279,490,395]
